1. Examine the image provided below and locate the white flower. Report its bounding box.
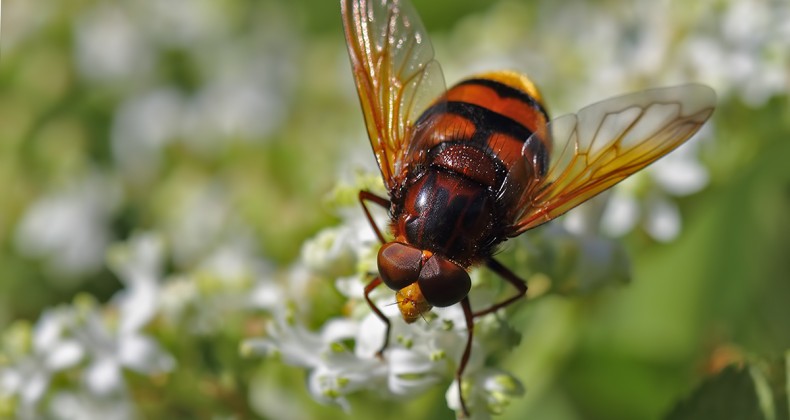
[73,3,153,83]
[595,137,711,242]
[136,0,229,48]
[165,183,233,267]
[159,233,272,334]
[48,391,135,420]
[446,368,525,420]
[14,172,122,279]
[111,88,184,183]
[0,307,84,410]
[108,233,165,334]
[301,225,360,279]
[74,300,174,397]
[243,315,379,412]
[75,234,174,395]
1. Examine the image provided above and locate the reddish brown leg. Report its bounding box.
[359,190,390,244]
[363,276,391,357]
[457,297,474,417]
[359,190,392,357]
[455,261,527,416]
[472,258,528,318]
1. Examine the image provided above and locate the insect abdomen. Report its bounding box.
[394,72,552,263]
[409,72,550,205]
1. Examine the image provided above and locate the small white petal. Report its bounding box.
[239,338,276,357]
[20,371,50,404]
[562,209,589,236]
[117,278,158,334]
[600,194,639,237]
[333,274,367,300]
[248,281,283,311]
[644,198,681,242]
[306,369,351,412]
[301,226,359,278]
[32,310,67,351]
[262,318,326,368]
[74,3,152,82]
[355,313,388,359]
[651,154,709,196]
[84,358,122,395]
[45,340,85,371]
[118,334,175,374]
[49,391,135,420]
[320,319,359,344]
[14,174,120,277]
[0,368,21,395]
[387,348,442,396]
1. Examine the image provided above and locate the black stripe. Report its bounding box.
[414,101,535,182]
[444,101,534,143]
[457,78,550,122]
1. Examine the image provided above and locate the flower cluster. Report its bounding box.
[0,235,174,419]
[241,175,632,418]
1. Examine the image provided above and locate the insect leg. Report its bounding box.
[359,190,390,244]
[360,190,393,356]
[457,297,474,417]
[363,276,391,357]
[472,258,528,318]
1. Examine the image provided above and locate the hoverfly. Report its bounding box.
[341,0,715,415]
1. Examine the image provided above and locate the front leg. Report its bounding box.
[456,297,474,417]
[363,276,391,357]
[359,190,392,357]
[359,190,390,244]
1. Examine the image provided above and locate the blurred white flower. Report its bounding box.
[49,391,134,420]
[137,0,229,48]
[596,139,711,242]
[74,3,153,83]
[181,75,285,147]
[157,275,200,327]
[107,233,166,336]
[446,368,525,420]
[301,224,365,279]
[0,307,83,413]
[512,221,631,294]
[74,302,173,397]
[111,88,184,183]
[182,235,272,334]
[166,183,233,267]
[14,172,122,280]
[158,232,271,334]
[75,234,174,395]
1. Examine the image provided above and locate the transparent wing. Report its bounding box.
[341,0,447,190]
[509,84,716,235]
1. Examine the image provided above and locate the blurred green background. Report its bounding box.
[0,0,788,418]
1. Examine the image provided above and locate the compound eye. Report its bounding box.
[377,242,422,291]
[417,256,471,307]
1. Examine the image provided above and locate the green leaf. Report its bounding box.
[666,356,790,420]
[666,365,764,420]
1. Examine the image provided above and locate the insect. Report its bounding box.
[341,0,715,415]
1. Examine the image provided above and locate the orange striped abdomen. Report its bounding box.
[392,72,552,264]
[406,71,551,206]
